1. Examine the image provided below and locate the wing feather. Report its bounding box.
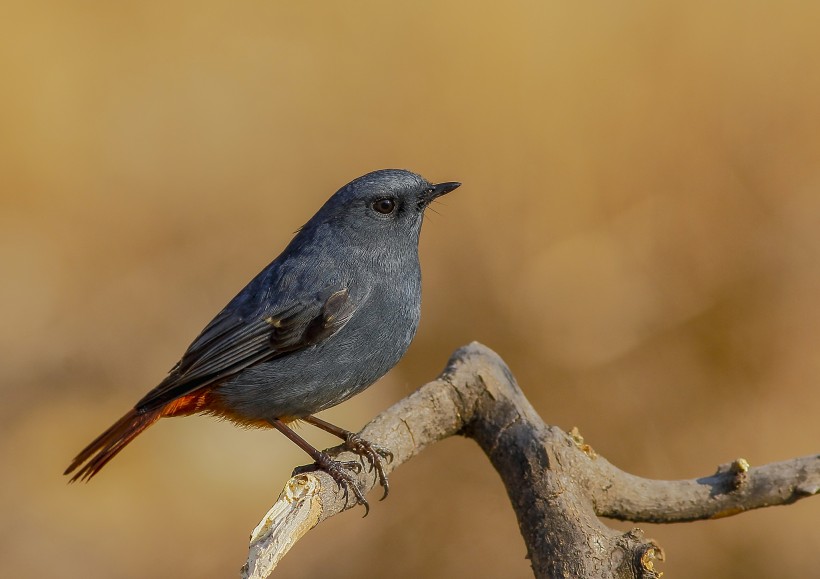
[136,287,354,412]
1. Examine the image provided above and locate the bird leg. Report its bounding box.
[302,415,393,500]
[268,418,369,515]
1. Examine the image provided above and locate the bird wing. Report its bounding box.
[135,287,355,412]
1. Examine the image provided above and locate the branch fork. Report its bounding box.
[242,342,820,579]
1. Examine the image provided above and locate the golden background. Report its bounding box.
[2,1,819,577]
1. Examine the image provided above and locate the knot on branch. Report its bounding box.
[613,529,665,579]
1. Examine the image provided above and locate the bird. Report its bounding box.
[64,169,461,513]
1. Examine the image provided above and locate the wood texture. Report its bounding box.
[242,342,820,578]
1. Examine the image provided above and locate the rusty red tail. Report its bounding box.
[65,390,218,482]
[64,408,162,482]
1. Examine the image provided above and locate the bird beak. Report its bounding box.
[425,181,462,204]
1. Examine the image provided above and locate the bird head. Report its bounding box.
[310,169,461,242]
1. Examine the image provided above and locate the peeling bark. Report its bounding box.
[241,342,820,579]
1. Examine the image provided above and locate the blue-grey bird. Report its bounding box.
[64,169,461,512]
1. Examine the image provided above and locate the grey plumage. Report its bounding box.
[66,168,461,510]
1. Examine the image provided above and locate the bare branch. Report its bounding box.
[586,453,820,523]
[241,342,820,579]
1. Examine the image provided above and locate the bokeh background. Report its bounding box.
[3,1,820,577]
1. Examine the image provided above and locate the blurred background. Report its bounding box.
[2,1,819,577]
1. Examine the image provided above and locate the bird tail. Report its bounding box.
[64,408,162,483]
[64,389,219,482]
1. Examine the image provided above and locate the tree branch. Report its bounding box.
[241,342,820,579]
[586,453,820,523]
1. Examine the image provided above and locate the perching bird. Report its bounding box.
[65,169,461,512]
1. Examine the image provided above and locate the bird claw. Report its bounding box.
[344,433,393,500]
[293,455,370,516]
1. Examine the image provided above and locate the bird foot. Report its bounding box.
[293,455,370,516]
[344,433,393,500]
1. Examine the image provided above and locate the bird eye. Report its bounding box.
[372,198,396,214]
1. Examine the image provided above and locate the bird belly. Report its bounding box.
[214,297,419,421]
